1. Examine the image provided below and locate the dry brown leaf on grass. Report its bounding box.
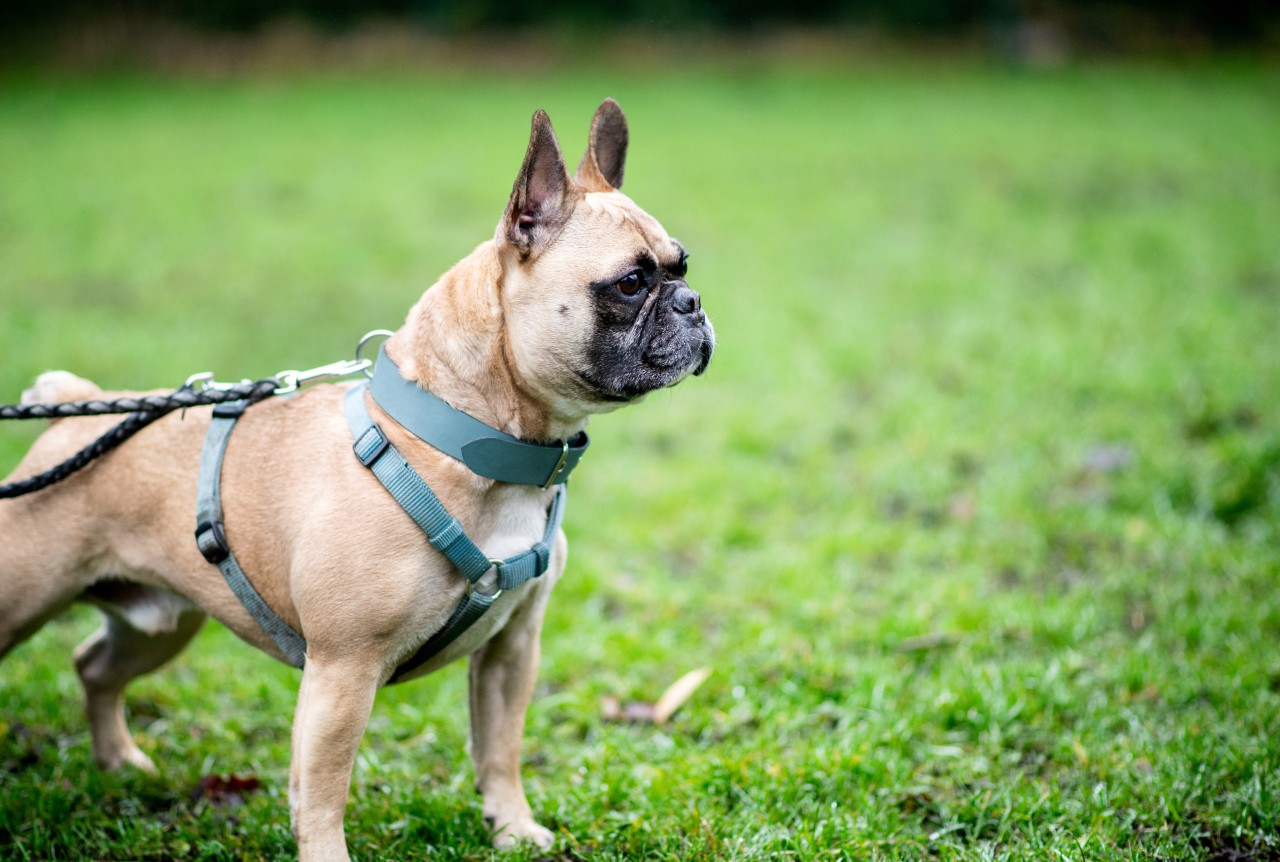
[600,696,657,723]
[193,773,263,807]
[653,667,713,723]
[601,667,713,725]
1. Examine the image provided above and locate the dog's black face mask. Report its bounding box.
[578,249,715,403]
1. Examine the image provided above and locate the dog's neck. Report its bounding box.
[386,242,585,446]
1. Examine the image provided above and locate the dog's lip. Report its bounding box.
[577,317,714,400]
[693,327,715,377]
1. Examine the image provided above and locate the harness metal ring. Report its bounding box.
[356,329,396,378]
[184,372,215,392]
[274,372,301,395]
[467,559,505,599]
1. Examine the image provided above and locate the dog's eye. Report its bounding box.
[675,253,689,277]
[616,272,643,296]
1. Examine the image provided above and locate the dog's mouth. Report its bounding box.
[650,316,714,383]
[577,319,714,403]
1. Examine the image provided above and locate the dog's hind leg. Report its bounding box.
[0,585,80,661]
[74,586,206,772]
[4,372,205,771]
[0,517,87,661]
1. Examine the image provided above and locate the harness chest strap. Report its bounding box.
[344,383,566,682]
[193,384,566,677]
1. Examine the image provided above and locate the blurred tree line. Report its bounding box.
[4,0,1276,46]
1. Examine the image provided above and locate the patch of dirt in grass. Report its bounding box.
[1183,404,1261,443]
[1196,831,1280,862]
[0,721,54,771]
[1236,267,1279,300]
[1165,434,1280,529]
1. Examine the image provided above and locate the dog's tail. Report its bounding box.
[21,371,103,421]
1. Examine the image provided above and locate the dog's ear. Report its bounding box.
[502,109,575,258]
[574,98,629,192]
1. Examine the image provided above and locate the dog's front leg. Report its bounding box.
[467,534,565,850]
[289,656,380,862]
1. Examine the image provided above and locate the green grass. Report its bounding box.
[2,57,1280,860]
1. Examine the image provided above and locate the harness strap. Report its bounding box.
[386,578,496,683]
[344,383,565,681]
[192,385,565,681]
[195,400,308,668]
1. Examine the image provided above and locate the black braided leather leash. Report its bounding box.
[0,379,281,499]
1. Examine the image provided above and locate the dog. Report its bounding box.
[0,99,713,860]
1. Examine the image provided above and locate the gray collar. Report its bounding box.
[368,346,588,487]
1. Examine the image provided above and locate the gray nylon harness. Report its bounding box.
[194,352,582,680]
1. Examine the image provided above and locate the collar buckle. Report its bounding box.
[542,440,571,489]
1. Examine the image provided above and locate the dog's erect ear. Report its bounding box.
[502,109,575,258]
[574,98,629,193]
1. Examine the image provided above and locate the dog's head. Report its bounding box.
[496,100,714,416]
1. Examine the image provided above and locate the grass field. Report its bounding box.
[2,56,1279,860]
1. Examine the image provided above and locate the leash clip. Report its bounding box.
[274,358,372,395]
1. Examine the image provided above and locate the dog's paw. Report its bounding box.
[124,747,158,774]
[489,815,554,851]
[22,370,101,406]
[96,744,157,774]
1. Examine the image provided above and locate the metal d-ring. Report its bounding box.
[184,371,252,393]
[356,329,395,378]
[184,371,215,391]
[467,560,505,600]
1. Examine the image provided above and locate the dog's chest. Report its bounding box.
[394,486,562,680]
[478,485,556,560]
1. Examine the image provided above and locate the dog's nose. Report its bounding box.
[670,283,701,316]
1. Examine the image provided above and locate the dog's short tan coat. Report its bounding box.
[0,101,713,860]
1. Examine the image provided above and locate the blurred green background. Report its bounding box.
[2,10,1279,861]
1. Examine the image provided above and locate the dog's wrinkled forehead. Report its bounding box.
[567,190,683,272]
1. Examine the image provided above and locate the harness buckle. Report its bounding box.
[353,426,390,467]
[195,520,230,565]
